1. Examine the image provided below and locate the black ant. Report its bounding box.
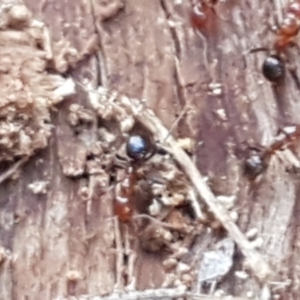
[258,1,300,82]
[244,125,300,179]
[113,109,190,222]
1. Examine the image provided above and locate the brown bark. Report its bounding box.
[0,0,299,299]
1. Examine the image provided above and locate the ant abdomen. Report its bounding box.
[262,55,285,82]
[114,196,133,222]
[114,168,136,222]
[126,135,149,161]
[126,134,156,162]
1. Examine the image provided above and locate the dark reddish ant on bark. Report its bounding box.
[258,1,300,82]
[275,1,300,51]
[113,134,156,222]
[244,125,300,179]
[113,166,136,222]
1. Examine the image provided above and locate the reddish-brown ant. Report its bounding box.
[258,1,300,82]
[244,125,300,178]
[113,110,190,222]
[113,134,156,222]
[274,1,300,52]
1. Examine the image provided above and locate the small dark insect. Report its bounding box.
[245,125,300,178]
[262,55,285,82]
[251,1,300,82]
[114,134,156,221]
[244,151,266,178]
[126,135,150,161]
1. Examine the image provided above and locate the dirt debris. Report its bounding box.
[0,1,75,165]
[80,84,272,292]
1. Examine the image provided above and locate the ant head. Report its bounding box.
[262,55,285,82]
[126,134,156,162]
[236,142,267,179]
[244,153,265,177]
[190,2,207,29]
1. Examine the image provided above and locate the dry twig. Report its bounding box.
[57,286,249,300]
[0,157,28,185]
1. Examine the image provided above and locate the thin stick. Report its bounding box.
[113,217,124,291]
[0,157,28,184]
[58,288,250,300]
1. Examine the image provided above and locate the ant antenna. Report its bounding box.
[162,105,189,143]
[132,214,179,230]
[0,157,28,185]
[248,47,269,54]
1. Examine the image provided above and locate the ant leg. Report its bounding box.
[210,5,230,22]
[248,47,269,54]
[289,41,300,55]
[162,106,189,143]
[263,126,300,160]
[285,46,300,87]
[266,18,278,34]
[276,125,298,137]
[286,61,300,90]
[113,217,124,291]
[124,225,137,291]
[277,149,300,174]
[115,153,130,168]
[247,16,277,55]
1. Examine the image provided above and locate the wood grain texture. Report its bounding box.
[1,0,300,299]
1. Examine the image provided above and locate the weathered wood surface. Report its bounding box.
[1,0,300,299]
